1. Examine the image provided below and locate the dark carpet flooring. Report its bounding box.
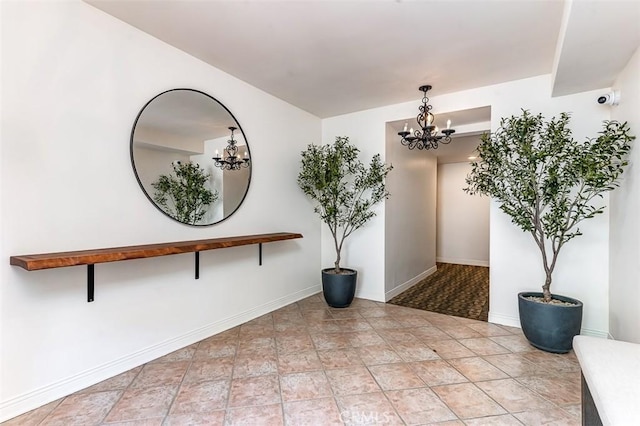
[388,263,489,322]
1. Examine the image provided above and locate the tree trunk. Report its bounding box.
[542,272,552,302]
[334,231,343,274]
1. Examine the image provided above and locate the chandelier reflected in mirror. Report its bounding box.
[212,126,250,171]
[398,85,456,150]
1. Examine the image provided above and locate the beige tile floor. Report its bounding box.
[4,295,582,425]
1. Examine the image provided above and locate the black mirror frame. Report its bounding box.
[130,88,252,227]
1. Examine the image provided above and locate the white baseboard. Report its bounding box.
[384,265,438,302]
[354,288,386,303]
[488,312,521,328]
[0,284,321,423]
[581,328,610,339]
[436,257,489,267]
[488,312,609,338]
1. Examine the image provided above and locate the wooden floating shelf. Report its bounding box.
[10,232,303,270]
[10,232,303,302]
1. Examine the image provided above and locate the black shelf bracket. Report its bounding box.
[87,264,95,302]
[84,245,263,301]
[195,251,200,279]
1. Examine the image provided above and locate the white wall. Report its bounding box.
[384,123,437,300]
[323,75,613,337]
[609,46,640,343]
[223,166,251,218]
[436,162,490,267]
[0,1,321,420]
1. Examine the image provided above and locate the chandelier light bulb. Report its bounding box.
[447,119,451,129]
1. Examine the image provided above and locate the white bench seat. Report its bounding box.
[573,335,640,425]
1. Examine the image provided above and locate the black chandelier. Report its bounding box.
[212,126,250,171]
[398,85,455,150]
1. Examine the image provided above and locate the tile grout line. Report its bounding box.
[99,362,144,425]
[160,341,200,425]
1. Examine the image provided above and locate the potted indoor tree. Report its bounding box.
[465,110,634,353]
[152,161,218,225]
[298,136,392,308]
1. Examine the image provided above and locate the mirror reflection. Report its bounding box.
[131,89,251,226]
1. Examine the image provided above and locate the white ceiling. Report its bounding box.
[85,0,638,162]
[552,0,640,97]
[432,134,485,165]
[85,0,638,118]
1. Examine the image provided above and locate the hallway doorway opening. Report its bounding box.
[384,106,491,321]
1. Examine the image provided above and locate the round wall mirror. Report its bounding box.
[131,89,251,226]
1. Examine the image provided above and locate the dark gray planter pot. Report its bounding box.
[518,292,583,354]
[322,268,357,308]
